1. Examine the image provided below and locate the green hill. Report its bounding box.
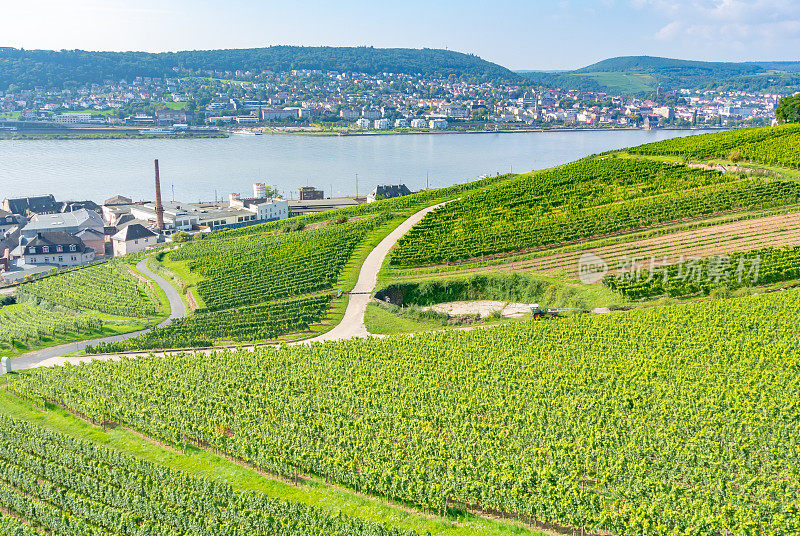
[0,46,520,90]
[522,55,800,94]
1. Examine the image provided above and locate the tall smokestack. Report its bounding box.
[154,159,165,230]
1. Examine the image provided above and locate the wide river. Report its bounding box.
[0,130,699,202]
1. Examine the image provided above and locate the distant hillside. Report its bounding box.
[522,55,800,94]
[0,46,520,90]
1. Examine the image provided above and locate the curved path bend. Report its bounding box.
[303,202,445,343]
[11,202,442,369]
[12,259,186,370]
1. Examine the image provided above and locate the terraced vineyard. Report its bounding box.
[390,156,800,267]
[88,294,332,352]
[628,123,800,168]
[0,416,417,536]
[604,245,800,298]
[170,215,390,311]
[0,300,101,353]
[406,210,800,280]
[18,261,159,317]
[14,289,800,535]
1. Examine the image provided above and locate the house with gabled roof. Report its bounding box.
[12,232,95,268]
[111,224,158,257]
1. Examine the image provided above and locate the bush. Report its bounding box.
[172,231,190,243]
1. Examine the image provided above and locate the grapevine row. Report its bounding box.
[0,416,419,536]
[87,294,332,352]
[13,289,800,534]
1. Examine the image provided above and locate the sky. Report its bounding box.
[2,0,799,70]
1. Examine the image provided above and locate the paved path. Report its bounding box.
[10,203,443,369]
[11,259,186,370]
[303,202,445,343]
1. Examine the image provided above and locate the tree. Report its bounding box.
[775,94,800,124]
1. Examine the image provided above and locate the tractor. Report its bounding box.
[530,304,559,320]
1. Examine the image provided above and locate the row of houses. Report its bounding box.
[355,118,449,130]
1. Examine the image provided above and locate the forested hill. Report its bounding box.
[0,46,520,89]
[521,55,800,95]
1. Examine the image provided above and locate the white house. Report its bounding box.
[356,118,371,129]
[13,232,96,268]
[111,224,158,257]
[374,118,391,130]
[410,118,427,128]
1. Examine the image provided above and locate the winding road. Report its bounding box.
[11,259,186,370]
[10,203,441,370]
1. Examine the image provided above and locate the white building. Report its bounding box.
[374,118,391,130]
[53,113,92,124]
[13,232,95,268]
[111,224,158,257]
[410,118,427,128]
[394,118,409,128]
[235,116,259,123]
[429,118,448,129]
[356,118,371,129]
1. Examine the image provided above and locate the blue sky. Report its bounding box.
[3,0,800,70]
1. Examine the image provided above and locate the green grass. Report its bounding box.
[161,255,207,310]
[146,255,192,312]
[0,382,543,536]
[365,302,451,335]
[163,102,188,110]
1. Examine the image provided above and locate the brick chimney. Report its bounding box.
[154,159,165,230]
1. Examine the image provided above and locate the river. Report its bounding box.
[0,129,700,202]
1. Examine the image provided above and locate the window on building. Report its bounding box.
[135,240,138,244]
[58,256,63,262]
[69,245,76,252]
[42,246,49,253]
[56,246,63,253]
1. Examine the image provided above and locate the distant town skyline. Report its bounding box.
[3,0,800,70]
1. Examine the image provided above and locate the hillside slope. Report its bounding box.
[0,46,520,89]
[522,55,800,94]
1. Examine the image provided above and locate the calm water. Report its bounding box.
[0,130,699,202]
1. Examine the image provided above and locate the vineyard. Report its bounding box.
[604,245,800,298]
[627,123,800,168]
[0,415,417,536]
[87,294,332,352]
[169,215,390,311]
[390,156,800,267]
[13,289,800,535]
[18,261,159,317]
[0,300,101,354]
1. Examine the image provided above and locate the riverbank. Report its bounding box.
[0,123,227,140]
[251,125,728,137]
[0,131,227,140]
